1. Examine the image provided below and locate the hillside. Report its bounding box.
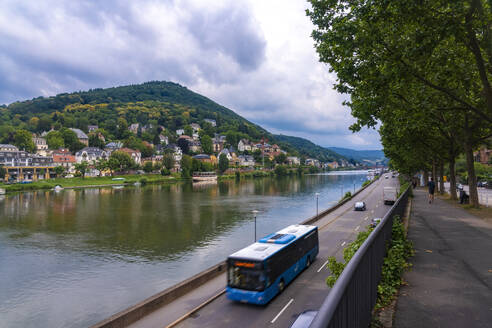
[0,81,349,162]
[274,135,347,163]
[327,147,386,163]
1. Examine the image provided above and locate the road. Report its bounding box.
[130,175,400,328]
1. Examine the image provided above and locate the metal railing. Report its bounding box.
[310,187,410,328]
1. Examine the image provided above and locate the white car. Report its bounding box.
[354,201,366,211]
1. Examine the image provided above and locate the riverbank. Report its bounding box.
[0,174,182,193]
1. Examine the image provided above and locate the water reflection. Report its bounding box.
[0,172,367,328]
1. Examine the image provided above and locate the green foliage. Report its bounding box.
[273,134,345,163]
[180,155,192,178]
[46,131,65,149]
[162,154,175,170]
[343,191,352,199]
[218,154,229,174]
[110,151,135,171]
[139,177,148,185]
[143,161,154,173]
[274,165,288,176]
[74,161,89,179]
[160,167,170,176]
[362,180,372,187]
[0,165,6,179]
[54,166,65,177]
[184,125,193,137]
[13,129,36,153]
[275,153,287,164]
[89,134,105,149]
[201,135,213,154]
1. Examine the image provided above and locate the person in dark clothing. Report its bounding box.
[428,178,436,203]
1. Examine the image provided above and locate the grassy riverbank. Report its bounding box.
[0,174,181,193]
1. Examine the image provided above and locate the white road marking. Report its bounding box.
[341,241,346,247]
[317,259,330,272]
[271,298,294,324]
[364,216,369,221]
[355,225,360,231]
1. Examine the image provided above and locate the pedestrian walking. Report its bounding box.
[428,178,436,203]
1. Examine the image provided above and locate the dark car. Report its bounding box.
[354,201,366,211]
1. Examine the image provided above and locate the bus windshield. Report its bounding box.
[228,263,266,291]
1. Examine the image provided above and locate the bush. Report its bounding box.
[274,165,288,176]
[343,191,352,199]
[160,168,170,176]
[235,171,241,180]
[362,180,371,187]
[139,177,148,185]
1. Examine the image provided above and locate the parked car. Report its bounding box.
[477,181,488,188]
[290,310,318,328]
[354,201,366,211]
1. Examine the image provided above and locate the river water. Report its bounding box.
[0,171,368,328]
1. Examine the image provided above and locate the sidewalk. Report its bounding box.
[394,189,492,328]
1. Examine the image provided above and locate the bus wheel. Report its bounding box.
[306,257,311,268]
[278,280,285,293]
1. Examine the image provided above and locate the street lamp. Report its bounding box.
[252,210,259,242]
[315,193,320,217]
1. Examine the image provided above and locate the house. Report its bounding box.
[41,129,54,137]
[306,158,321,167]
[141,124,154,133]
[219,148,232,161]
[192,154,213,163]
[327,161,339,169]
[204,119,216,127]
[190,123,201,133]
[105,141,123,155]
[189,140,202,153]
[141,155,163,167]
[474,145,491,165]
[52,148,76,172]
[166,144,182,162]
[119,148,142,165]
[176,129,185,136]
[32,135,48,153]
[192,132,200,140]
[88,125,98,133]
[0,150,54,181]
[159,135,168,145]
[70,128,89,145]
[238,139,252,152]
[129,123,139,134]
[286,156,300,165]
[75,147,108,164]
[212,136,225,153]
[0,144,18,152]
[238,155,255,167]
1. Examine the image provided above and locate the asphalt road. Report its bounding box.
[167,175,400,328]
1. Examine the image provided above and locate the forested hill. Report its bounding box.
[0,81,348,162]
[327,147,386,163]
[273,134,347,163]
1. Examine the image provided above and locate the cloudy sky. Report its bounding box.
[0,0,381,149]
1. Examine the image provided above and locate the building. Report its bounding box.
[52,149,76,172]
[474,145,491,165]
[69,128,89,145]
[327,161,339,169]
[88,125,98,133]
[0,150,54,181]
[204,119,216,127]
[219,148,232,161]
[189,140,202,153]
[286,156,300,165]
[166,144,182,162]
[105,141,123,155]
[238,155,255,167]
[32,135,48,155]
[176,129,185,136]
[192,154,213,163]
[238,139,252,152]
[119,148,142,165]
[75,147,108,164]
[190,123,201,133]
[129,123,139,134]
[212,136,225,153]
[159,135,168,145]
[0,144,18,152]
[306,158,321,167]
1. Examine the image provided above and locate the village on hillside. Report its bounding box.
[0,119,361,183]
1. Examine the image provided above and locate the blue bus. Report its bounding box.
[226,224,319,305]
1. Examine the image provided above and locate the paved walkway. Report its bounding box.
[394,189,492,328]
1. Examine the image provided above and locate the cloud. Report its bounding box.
[0,0,381,149]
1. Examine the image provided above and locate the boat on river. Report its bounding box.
[192,171,217,182]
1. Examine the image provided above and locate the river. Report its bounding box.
[0,171,368,328]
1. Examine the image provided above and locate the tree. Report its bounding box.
[275,153,287,164]
[162,154,175,170]
[95,160,108,177]
[180,155,192,178]
[201,135,213,154]
[177,137,189,154]
[110,151,134,171]
[219,153,229,174]
[60,128,84,153]
[13,130,36,153]
[46,131,65,149]
[54,165,66,178]
[184,125,193,137]
[143,161,154,173]
[0,165,6,180]
[202,121,215,137]
[74,161,89,179]
[89,134,105,149]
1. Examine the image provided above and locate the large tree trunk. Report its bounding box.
[464,119,479,207]
[432,160,438,192]
[449,157,457,200]
[439,161,445,195]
